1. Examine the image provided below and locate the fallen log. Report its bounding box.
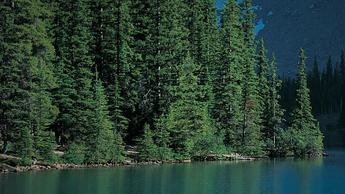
[0,154,22,161]
[0,154,22,166]
[0,163,18,172]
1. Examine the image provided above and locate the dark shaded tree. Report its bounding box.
[288,49,323,156]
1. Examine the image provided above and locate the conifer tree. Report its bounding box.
[130,0,159,130]
[310,57,321,114]
[0,0,35,163]
[339,50,345,126]
[257,40,271,143]
[184,0,220,86]
[257,39,270,113]
[239,0,264,155]
[137,124,158,162]
[155,0,189,115]
[0,0,58,163]
[91,0,138,137]
[288,49,323,156]
[131,0,189,136]
[213,0,243,148]
[165,55,216,159]
[30,25,59,162]
[86,78,124,164]
[52,0,76,145]
[266,57,285,155]
[154,115,173,161]
[53,0,95,144]
[69,0,94,144]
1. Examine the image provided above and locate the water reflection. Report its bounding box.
[0,153,338,194]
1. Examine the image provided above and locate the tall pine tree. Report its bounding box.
[86,78,124,164]
[0,0,58,163]
[288,49,323,156]
[165,55,216,159]
[239,0,264,155]
[266,57,285,155]
[91,0,138,138]
[214,0,243,149]
[53,0,95,145]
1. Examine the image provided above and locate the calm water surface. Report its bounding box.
[1,149,345,194]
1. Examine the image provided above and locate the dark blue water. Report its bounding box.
[1,149,345,194]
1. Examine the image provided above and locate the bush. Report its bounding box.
[137,124,158,162]
[63,143,86,164]
[192,131,226,159]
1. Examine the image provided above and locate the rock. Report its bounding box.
[53,151,64,157]
[123,160,132,165]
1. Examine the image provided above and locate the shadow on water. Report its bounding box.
[2,150,345,194]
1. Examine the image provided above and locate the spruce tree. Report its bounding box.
[288,49,323,156]
[137,124,158,162]
[154,115,173,161]
[91,0,137,137]
[86,78,124,164]
[257,39,271,144]
[165,55,216,159]
[131,0,189,136]
[339,50,345,126]
[0,0,34,162]
[69,0,94,143]
[214,0,243,149]
[310,57,321,115]
[239,0,264,155]
[257,39,270,114]
[130,0,158,130]
[25,1,59,162]
[155,0,189,116]
[184,0,220,86]
[266,57,285,156]
[0,0,58,163]
[52,0,77,145]
[53,0,95,144]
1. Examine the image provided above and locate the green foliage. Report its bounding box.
[185,0,220,87]
[0,0,325,163]
[91,0,138,137]
[154,116,173,161]
[0,0,58,163]
[85,79,125,164]
[63,143,86,164]
[137,124,158,162]
[192,130,226,159]
[52,0,94,145]
[288,49,324,157]
[214,0,244,148]
[52,0,77,145]
[257,40,285,156]
[239,0,264,156]
[165,55,216,159]
[34,130,57,162]
[109,132,126,163]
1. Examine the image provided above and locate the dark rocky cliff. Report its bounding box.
[254,0,345,74]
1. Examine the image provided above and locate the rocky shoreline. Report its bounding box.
[0,152,260,174]
[0,159,195,174]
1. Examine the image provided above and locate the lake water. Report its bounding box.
[1,149,345,194]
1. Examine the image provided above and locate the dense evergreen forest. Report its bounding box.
[0,0,323,165]
[282,51,345,128]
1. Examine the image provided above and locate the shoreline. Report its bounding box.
[0,153,260,174]
[1,151,327,174]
